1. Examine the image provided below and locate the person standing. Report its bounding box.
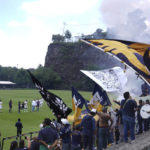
[60,118,71,150]
[38,118,58,150]
[137,99,143,134]
[22,102,24,110]
[15,118,23,138]
[115,126,120,144]
[18,101,21,113]
[141,82,150,96]
[97,107,113,150]
[18,139,28,150]
[24,100,28,112]
[9,99,12,113]
[71,125,81,150]
[121,92,137,143]
[0,100,2,112]
[108,109,116,145]
[80,109,96,150]
[9,140,18,150]
[32,100,36,112]
[143,99,150,131]
[37,100,40,111]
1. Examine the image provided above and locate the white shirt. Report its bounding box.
[0,102,2,109]
[24,101,28,109]
[32,100,36,106]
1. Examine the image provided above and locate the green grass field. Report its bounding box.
[0,89,92,150]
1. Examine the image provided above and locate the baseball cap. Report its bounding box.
[61,118,69,125]
[91,108,97,113]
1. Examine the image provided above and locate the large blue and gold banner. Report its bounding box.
[82,39,150,84]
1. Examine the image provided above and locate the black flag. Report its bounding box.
[27,70,72,119]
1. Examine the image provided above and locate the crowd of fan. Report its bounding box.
[10,91,150,150]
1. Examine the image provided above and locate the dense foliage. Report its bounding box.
[0,65,96,90]
[0,66,61,89]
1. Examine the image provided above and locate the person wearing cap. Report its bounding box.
[38,118,59,150]
[97,107,113,150]
[59,118,71,150]
[80,108,96,150]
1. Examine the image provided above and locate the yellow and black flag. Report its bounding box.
[81,39,150,85]
[90,84,111,112]
[72,87,87,124]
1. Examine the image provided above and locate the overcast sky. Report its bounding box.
[0,0,105,69]
[1,0,150,69]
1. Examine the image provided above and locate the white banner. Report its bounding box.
[81,67,127,92]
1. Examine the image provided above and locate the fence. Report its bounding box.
[0,131,39,150]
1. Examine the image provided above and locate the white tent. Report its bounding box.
[0,81,16,84]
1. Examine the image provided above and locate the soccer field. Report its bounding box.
[0,89,92,150]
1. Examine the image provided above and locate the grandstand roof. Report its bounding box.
[0,81,16,84]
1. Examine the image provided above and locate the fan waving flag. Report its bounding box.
[72,87,87,123]
[90,84,111,112]
[28,70,72,119]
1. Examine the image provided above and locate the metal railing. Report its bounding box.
[1,131,39,150]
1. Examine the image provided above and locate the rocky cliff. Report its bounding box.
[44,42,123,89]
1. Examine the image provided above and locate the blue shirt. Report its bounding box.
[60,124,71,144]
[15,121,23,131]
[121,99,137,117]
[71,130,81,146]
[38,126,58,144]
[80,114,96,135]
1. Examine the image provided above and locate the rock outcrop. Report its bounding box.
[45,42,123,89]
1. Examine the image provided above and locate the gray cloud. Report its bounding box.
[100,0,150,43]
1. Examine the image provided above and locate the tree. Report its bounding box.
[93,28,107,39]
[34,67,61,89]
[14,69,31,88]
[81,28,107,39]
[52,34,65,43]
[65,30,72,40]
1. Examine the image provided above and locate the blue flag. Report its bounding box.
[72,87,85,109]
[92,84,111,106]
[72,87,90,122]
